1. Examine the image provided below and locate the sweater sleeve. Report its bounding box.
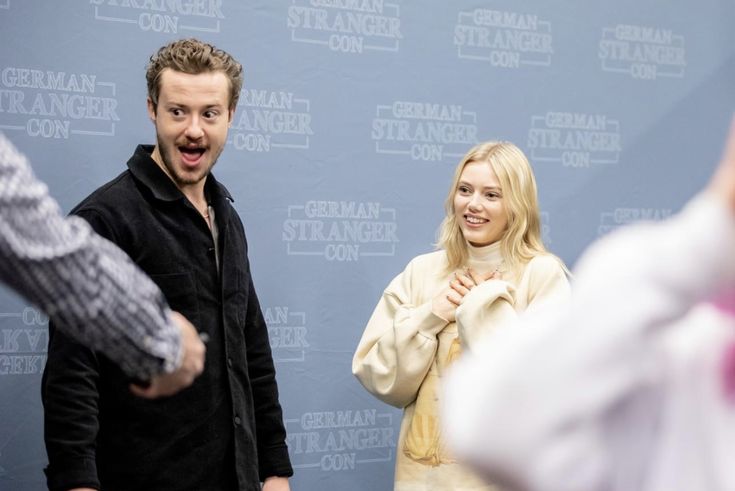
[0,134,181,379]
[443,193,735,491]
[454,279,517,350]
[456,255,571,351]
[352,257,450,408]
[522,254,573,317]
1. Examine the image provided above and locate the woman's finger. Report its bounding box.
[450,279,470,296]
[446,290,462,306]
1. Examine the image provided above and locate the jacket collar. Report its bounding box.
[127,144,234,204]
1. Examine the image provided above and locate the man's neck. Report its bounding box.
[181,185,208,212]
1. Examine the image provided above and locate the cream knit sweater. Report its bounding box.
[353,242,570,490]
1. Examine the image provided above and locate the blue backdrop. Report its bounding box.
[1,1,734,490]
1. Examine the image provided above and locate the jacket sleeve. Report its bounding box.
[443,193,735,491]
[352,258,450,408]
[0,134,181,380]
[242,267,294,480]
[456,255,570,351]
[42,324,102,491]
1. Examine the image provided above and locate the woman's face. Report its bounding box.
[453,160,508,247]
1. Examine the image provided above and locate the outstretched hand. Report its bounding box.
[130,311,206,399]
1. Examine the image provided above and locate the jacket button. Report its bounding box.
[227,357,233,368]
[234,416,241,426]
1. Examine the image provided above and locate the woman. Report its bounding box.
[352,141,570,490]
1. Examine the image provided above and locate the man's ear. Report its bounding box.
[228,107,235,126]
[146,97,157,122]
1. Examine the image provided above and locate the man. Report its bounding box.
[442,118,735,491]
[43,39,292,491]
[0,133,204,397]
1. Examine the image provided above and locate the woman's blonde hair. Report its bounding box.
[437,141,548,275]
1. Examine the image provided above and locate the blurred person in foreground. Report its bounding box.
[0,132,204,398]
[444,119,735,491]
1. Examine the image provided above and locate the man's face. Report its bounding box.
[147,69,233,192]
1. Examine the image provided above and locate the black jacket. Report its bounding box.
[42,145,292,491]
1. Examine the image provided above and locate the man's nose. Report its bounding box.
[185,116,204,139]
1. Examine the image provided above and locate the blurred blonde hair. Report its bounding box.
[437,141,555,276]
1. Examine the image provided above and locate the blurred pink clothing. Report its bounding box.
[444,193,735,491]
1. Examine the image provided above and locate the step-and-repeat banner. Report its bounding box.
[1,1,734,490]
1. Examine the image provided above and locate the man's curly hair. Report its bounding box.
[146,38,243,111]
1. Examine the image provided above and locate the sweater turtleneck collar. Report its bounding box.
[466,240,504,270]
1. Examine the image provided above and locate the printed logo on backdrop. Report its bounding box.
[454,8,553,68]
[372,101,479,162]
[287,0,402,54]
[527,112,621,168]
[283,200,399,261]
[229,89,313,152]
[265,306,310,363]
[0,67,119,138]
[0,307,48,376]
[597,207,671,236]
[286,409,395,472]
[599,24,686,80]
[0,0,9,10]
[89,0,223,33]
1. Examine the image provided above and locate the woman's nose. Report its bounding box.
[468,193,483,209]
